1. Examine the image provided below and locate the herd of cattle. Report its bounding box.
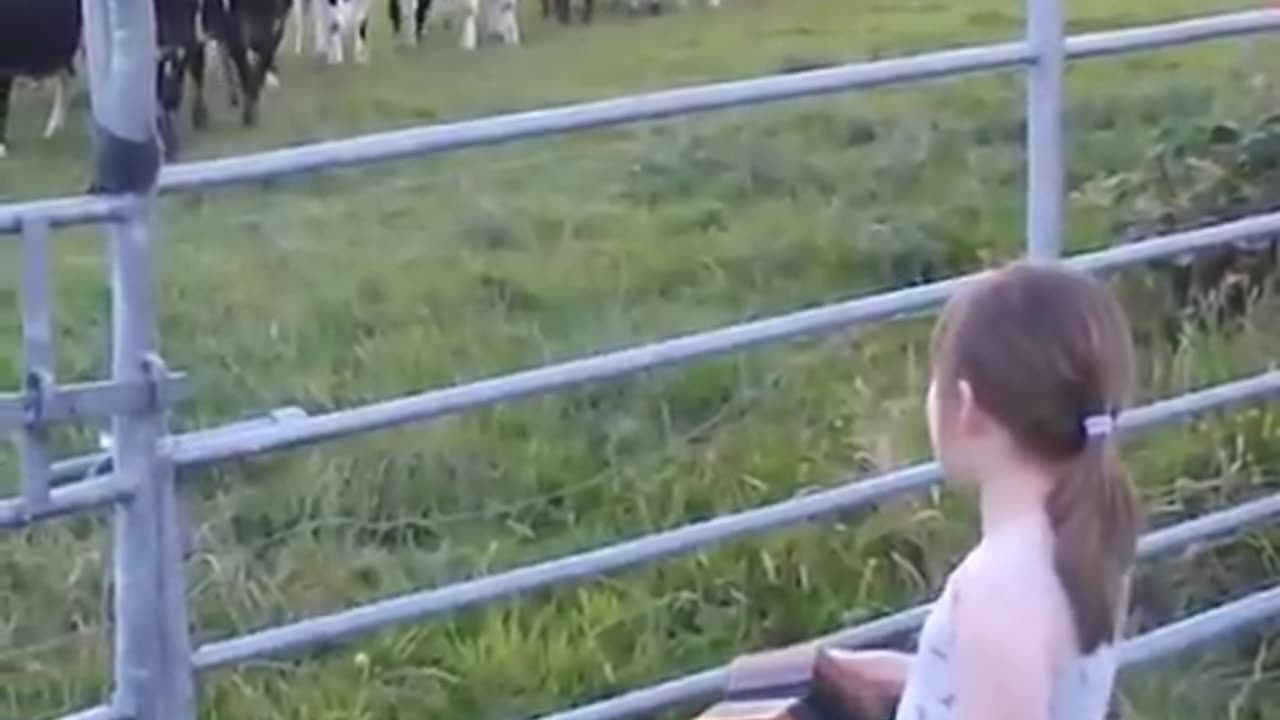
[0,0,723,161]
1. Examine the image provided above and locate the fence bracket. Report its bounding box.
[19,369,56,519]
[0,374,189,431]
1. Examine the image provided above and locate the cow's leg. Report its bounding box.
[388,0,403,41]
[292,0,307,54]
[0,76,13,158]
[459,0,479,49]
[353,0,372,62]
[413,0,431,44]
[319,0,338,58]
[189,41,209,129]
[155,49,186,156]
[582,0,594,23]
[218,44,242,107]
[552,0,568,23]
[219,28,259,124]
[497,0,520,44]
[254,39,284,108]
[355,18,369,62]
[42,72,69,140]
[266,14,288,86]
[325,1,346,63]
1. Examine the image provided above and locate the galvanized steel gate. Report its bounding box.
[4,2,1280,719]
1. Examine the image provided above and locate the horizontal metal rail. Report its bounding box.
[1065,8,1280,59]
[3,8,1279,720]
[189,369,1280,670]
[535,578,1280,720]
[167,210,1280,468]
[2,9,1279,234]
[156,41,1030,193]
[0,474,133,530]
[533,492,1280,720]
[0,408,308,530]
[0,194,132,234]
[52,704,131,720]
[1118,583,1280,668]
[45,406,309,485]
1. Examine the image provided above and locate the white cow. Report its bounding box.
[389,0,520,50]
[292,0,374,63]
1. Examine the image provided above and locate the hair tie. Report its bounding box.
[1083,414,1116,439]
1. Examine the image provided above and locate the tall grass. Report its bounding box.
[2,0,1279,717]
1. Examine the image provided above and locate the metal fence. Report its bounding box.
[3,1,1280,719]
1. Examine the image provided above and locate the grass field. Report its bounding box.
[3,0,1280,717]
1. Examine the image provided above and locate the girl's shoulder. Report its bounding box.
[949,532,1077,658]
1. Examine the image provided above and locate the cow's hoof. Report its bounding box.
[0,143,7,159]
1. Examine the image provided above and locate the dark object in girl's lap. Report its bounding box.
[695,645,897,720]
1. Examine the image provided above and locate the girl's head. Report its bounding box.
[927,262,1140,653]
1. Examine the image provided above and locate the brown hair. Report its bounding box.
[930,262,1140,653]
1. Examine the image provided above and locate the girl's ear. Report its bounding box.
[955,378,985,437]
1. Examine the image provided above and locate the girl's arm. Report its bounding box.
[950,559,1058,720]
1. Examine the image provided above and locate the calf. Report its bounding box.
[155,0,290,158]
[0,0,80,159]
[389,0,519,50]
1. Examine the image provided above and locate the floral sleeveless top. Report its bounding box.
[893,580,1117,720]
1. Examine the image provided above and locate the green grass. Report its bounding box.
[3,0,1280,717]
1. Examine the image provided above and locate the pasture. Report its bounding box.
[3,0,1280,717]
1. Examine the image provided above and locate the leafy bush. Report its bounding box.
[1076,114,1280,332]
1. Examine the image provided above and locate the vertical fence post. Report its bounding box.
[108,205,197,720]
[1025,0,1066,262]
[18,218,55,518]
[82,0,192,714]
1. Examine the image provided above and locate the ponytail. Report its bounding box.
[1046,414,1141,654]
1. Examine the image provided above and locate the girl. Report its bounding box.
[830,262,1141,720]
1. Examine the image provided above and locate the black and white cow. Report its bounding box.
[389,0,519,50]
[0,0,81,159]
[155,0,291,158]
